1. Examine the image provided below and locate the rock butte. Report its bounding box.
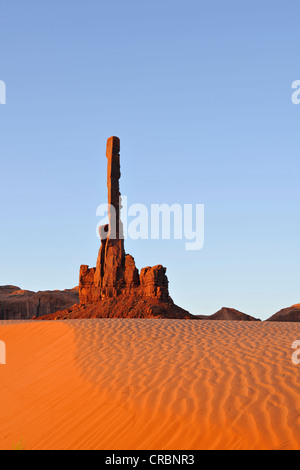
[196,307,261,322]
[266,304,300,322]
[40,136,194,320]
[79,137,169,304]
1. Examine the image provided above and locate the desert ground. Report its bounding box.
[0,319,300,450]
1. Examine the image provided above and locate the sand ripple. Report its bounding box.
[0,320,300,449]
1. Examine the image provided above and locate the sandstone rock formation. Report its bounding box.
[0,286,79,320]
[267,304,300,322]
[197,307,261,321]
[39,136,194,320]
[78,138,168,304]
[79,137,170,305]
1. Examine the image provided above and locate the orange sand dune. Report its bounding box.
[0,319,300,450]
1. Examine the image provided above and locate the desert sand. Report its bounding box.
[0,319,300,450]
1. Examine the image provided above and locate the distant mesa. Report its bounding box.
[266,304,300,322]
[196,307,261,322]
[0,285,79,320]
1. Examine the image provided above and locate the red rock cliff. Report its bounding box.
[0,286,79,320]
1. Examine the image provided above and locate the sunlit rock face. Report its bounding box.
[79,137,172,306]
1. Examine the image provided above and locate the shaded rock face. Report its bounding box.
[267,304,300,322]
[79,136,171,306]
[197,307,261,322]
[0,286,79,320]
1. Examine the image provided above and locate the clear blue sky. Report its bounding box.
[0,1,299,319]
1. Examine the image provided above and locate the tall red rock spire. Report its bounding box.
[106,136,123,241]
[79,136,169,304]
[101,137,125,296]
